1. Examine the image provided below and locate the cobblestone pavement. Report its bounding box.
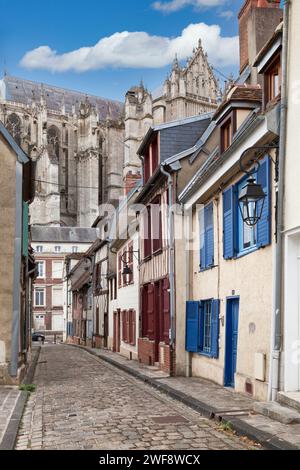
[16,345,255,450]
[0,387,21,446]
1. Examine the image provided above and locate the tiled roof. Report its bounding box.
[214,85,262,121]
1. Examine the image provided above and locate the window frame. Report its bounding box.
[54,246,61,253]
[37,261,45,279]
[264,53,281,108]
[220,111,237,154]
[35,288,45,307]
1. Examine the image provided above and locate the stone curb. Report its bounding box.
[0,346,41,451]
[69,344,300,451]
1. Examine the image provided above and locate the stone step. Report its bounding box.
[253,401,300,425]
[277,392,300,412]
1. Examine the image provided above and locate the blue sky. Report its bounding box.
[0,0,243,102]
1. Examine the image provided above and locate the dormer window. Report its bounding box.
[220,112,236,154]
[264,55,281,107]
[143,134,159,185]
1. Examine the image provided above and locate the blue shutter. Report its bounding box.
[211,299,220,359]
[205,203,214,268]
[257,156,271,248]
[199,209,205,270]
[223,187,234,259]
[199,301,204,352]
[186,301,200,352]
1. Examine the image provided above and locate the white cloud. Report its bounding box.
[20,23,238,73]
[152,0,227,13]
[219,10,234,20]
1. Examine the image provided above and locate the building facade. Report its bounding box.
[31,227,98,335]
[0,121,35,385]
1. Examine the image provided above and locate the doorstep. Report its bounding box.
[70,344,300,450]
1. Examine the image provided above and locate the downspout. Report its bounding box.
[160,163,176,375]
[269,0,289,401]
[10,161,23,377]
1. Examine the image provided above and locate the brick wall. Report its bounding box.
[138,338,156,366]
[124,171,141,195]
[159,343,176,375]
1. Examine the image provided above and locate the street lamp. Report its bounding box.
[121,250,140,276]
[238,145,279,227]
[238,177,266,227]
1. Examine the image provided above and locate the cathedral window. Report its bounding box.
[6,113,21,146]
[47,125,60,160]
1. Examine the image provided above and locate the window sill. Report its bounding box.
[143,255,152,262]
[235,246,258,259]
[197,351,214,359]
[153,248,163,257]
[199,264,216,273]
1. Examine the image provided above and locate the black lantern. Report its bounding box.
[238,177,266,227]
[122,264,133,276]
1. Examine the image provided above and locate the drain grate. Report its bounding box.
[151,415,189,424]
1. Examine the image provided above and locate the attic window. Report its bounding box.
[220,112,236,154]
[264,54,281,107]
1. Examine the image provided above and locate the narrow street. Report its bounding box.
[16,345,251,451]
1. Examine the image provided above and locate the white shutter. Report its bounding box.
[52,287,63,307]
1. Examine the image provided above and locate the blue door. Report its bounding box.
[225,298,240,387]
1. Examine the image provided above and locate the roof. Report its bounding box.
[179,109,264,203]
[0,120,29,164]
[137,113,214,156]
[31,226,100,243]
[213,85,262,122]
[0,75,124,121]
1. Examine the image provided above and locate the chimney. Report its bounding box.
[238,0,282,75]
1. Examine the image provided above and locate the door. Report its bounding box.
[104,313,108,348]
[113,311,121,353]
[225,298,240,387]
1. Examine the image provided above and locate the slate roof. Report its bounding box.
[31,226,100,243]
[1,75,124,121]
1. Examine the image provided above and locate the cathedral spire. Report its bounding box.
[172,54,179,71]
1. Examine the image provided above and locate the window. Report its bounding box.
[118,254,122,288]
[36,246,43,253]
[128,242,134,284]
[72,246,78,253]
[37,261,45,278]
[152,196,162,254]
[238,178,257,253]
[35,288,45,307]
[6,113,21,146]
[151,136,159,174]
[199,203,214,270]
[52,287,63,307]
[144,150,150,184]
[54,246,61,253]
[186,299,220,358]
[223,156,271,260]
[264,55,281,106]
[47,125,60,160]
[94,263,102,291]
[144,206,152,259]
[122,310,136,346]
[52,261,63,279]
[220,112,236,154]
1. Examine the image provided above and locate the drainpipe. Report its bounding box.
[269,0,289,401]
[10,161,23,377]
[160,163,176,375]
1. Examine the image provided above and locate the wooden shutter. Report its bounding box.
[144,150,150,183]
[118,254,122,288]
[223,187,235,259]
[144,207,152,259]
[128,242,134,284]
[186,301,200,353]
[147,284,155,340]
[153,196,162,253]
[122,249,127,285]
[132,310,136,346]
[126,310,130,343]
[122,310,127,343]
[257,156,271,248]
[141,286,148,338]
[151,136,158,173]
[211,299,220,358]
[205,203,214,268]
[199,207,205,270]
[162,278,170,345]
